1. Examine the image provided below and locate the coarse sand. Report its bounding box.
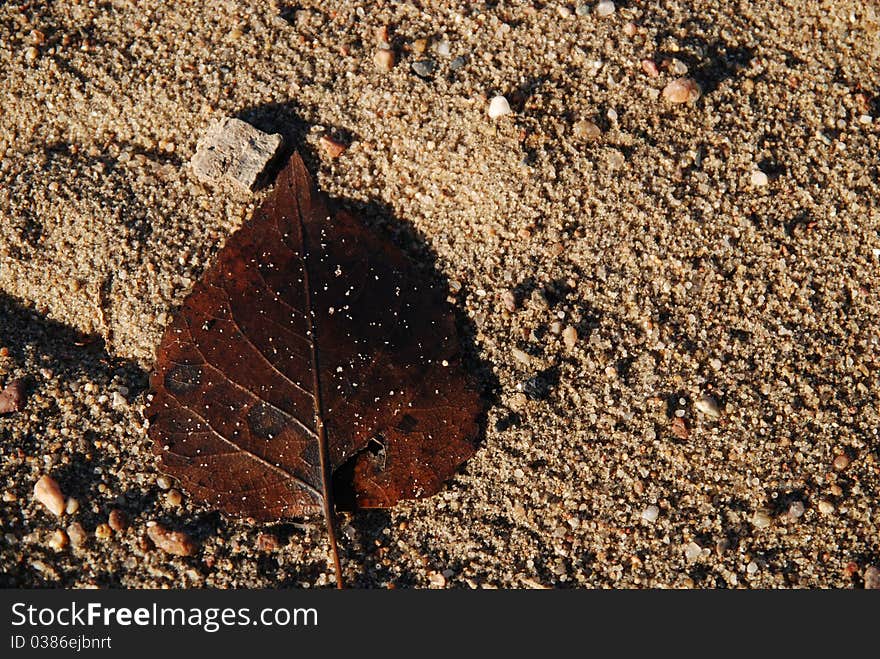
[2,1,880,588]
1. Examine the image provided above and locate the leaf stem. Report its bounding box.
[293,163,345,589]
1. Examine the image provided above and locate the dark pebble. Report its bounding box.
[450,56,467,71]
[521,374,552,401]
[411,59,436,78]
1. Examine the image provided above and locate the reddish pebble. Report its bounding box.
[33,475,65,517]
[832,454,850,471]
[374,48,395,71]
[0,378,25,414]
[670,417,690,440]
[662,78,701,104]
[257,533,280,552]
[319,135,347,159]
[147,524,197,556]
[641,59,659,78]
[865,566,880,589]
[108,509,128,532]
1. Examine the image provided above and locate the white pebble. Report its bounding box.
[33,475,65,517]
[788,501,805,519]
[695,394,721,418]
[752,511,772,529]
[641,505,659,523]
[511,347,531,365]
[684,541,702,562]
[596,1,615,17]
[488,95,512,119]
[751,170,769,187]
[817,500,835,515]
[436,40,451,57]
[746,561,759,575]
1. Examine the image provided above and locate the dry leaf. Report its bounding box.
[146,152,483,586]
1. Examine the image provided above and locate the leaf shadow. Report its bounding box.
[0,292,149,587]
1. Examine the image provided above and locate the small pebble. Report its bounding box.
[411,59,435,78]
[788,501,805,519]
[501,290,517,312]
[428,571,446,588]
[641,59,659,77]
[436,40,451,57]
[695,394,721,418]
[66,522,87,548]
[752,510,772,529]
[511,347,531,365]
[606,149,626,170]
[319,135,347,159]
[95,523,113,540]
[257,533,279,552]
[832,454,850,471]
[865,566,880,589]
[65,498,79,515]
[746,561,759,575]
[450,55,467,71]
[488,95,512,119]
[373,48,395,71]
[549,320,563,335]
[573,119,601,140]
[750,170,769,187]
[520,374,552,401]
[33,475,65,517]
[165,489,183,507]
[684,541,702,562]
[562,325,578,350]
[641,505,659,523]
[817,500,835,515]
[108,509,128,532]
[147,524,197,556]
[662,78,701,104]
[48,529,68,551]
[24,46,39,63]
[0,378,25,414]
[595,0,615,17]
[668,58,688,75]
[157,475,172,490]
[670,417,690,440]
[411,38,428,55]
[575,4,591,16]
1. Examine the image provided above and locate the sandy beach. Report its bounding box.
[2,0,879,588]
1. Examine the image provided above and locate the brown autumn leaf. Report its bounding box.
[145,152,482,585]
